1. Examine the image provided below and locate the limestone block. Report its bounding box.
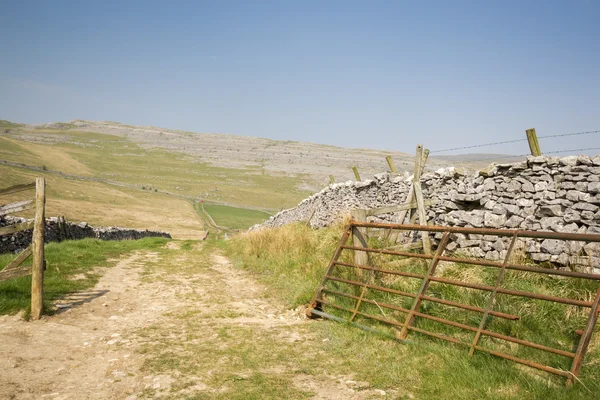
[559,156,579,166]
[531,252,551,262]
[540,239,566,255]
[521,181,535,192]
[540,217,564,231]
[484,212,506,228]
[588,182,600,194]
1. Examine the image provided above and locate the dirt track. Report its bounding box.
[0,244,394,399]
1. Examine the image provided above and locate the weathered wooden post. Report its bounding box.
[387,145,430,246]
[385,156,398,173]
[526,128,542,156]
[421,148,430,168]
[397,145,429,225]
[31,177,45,319]
[350,209,369,267]
[352,166,361,181]
[411,146,432,255]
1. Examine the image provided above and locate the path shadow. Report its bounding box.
[52,289,109,314]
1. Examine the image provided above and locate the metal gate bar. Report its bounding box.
[399,232,450,339]
[472,232,517,355]
[308,221,600,384]
[341,245,600,280]
[317,297,572,377]
[351,221,600,242]
[569,285,600,385]
[334,258,594,307]
[334,262,519,320]
[308,227,352,313]
[322,288,574,357]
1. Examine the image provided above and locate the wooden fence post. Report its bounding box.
[31,177,45,320]
[350,209,369,267]
[526,128,542,156]
[352,166,361,181]
[410,146,432,254]
[329,175,335,184]
[386,156,398,173]
[406,145,423,223]
[421,149,430,170]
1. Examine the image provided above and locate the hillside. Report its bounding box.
[0,119,516,234]
[3,119,517,186]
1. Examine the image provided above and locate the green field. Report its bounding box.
[202,203,272,230]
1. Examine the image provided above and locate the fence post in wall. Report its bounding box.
[352,166,361,181]
[386,156,398,173]
[31,177,46,320]
[421,149,430,170]
[526,128,542,156]
[350,209,369,269]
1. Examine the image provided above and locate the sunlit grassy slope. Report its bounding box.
[0,124,312,234]
[0,164,206,239]
[0,127,311,210]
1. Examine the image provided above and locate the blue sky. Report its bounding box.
[0,1,598,155]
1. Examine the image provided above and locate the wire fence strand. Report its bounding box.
[431,147,600,163]
[545,147,600,155]
[429,138,528,153]
[430,129,600,154]
[538,130,600,140]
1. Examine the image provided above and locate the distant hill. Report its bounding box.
[4,119,514,184]
[0,118,525,234]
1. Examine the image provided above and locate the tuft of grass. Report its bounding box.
[226,223,343,307]
[0,237,169,316]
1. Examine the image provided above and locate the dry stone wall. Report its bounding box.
[260,155,600,273]
[0,216,171,254]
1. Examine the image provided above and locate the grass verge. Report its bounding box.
[0,237,169,316]
[226,223,343,307]
[226,223,600,399]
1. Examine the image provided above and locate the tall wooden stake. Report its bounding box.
[352,166,361,181]
[526,128,542,156]
[421,149,430,169]
[390,145,431,246]
[386,156,398,173]
[411,145,432,254]
[350,209,369,267]
[31,177,45,320]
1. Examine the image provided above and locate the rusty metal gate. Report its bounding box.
[307,222,600,385]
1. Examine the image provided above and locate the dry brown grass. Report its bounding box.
[1,137,94,176]
[0,164,205,239]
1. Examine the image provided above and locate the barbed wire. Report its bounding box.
[430,129,600,154]
[545,147,600,155]
[428,138,528,153]
[451,153,529,162]
[434,146,600,163]
[538,130,600,139]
